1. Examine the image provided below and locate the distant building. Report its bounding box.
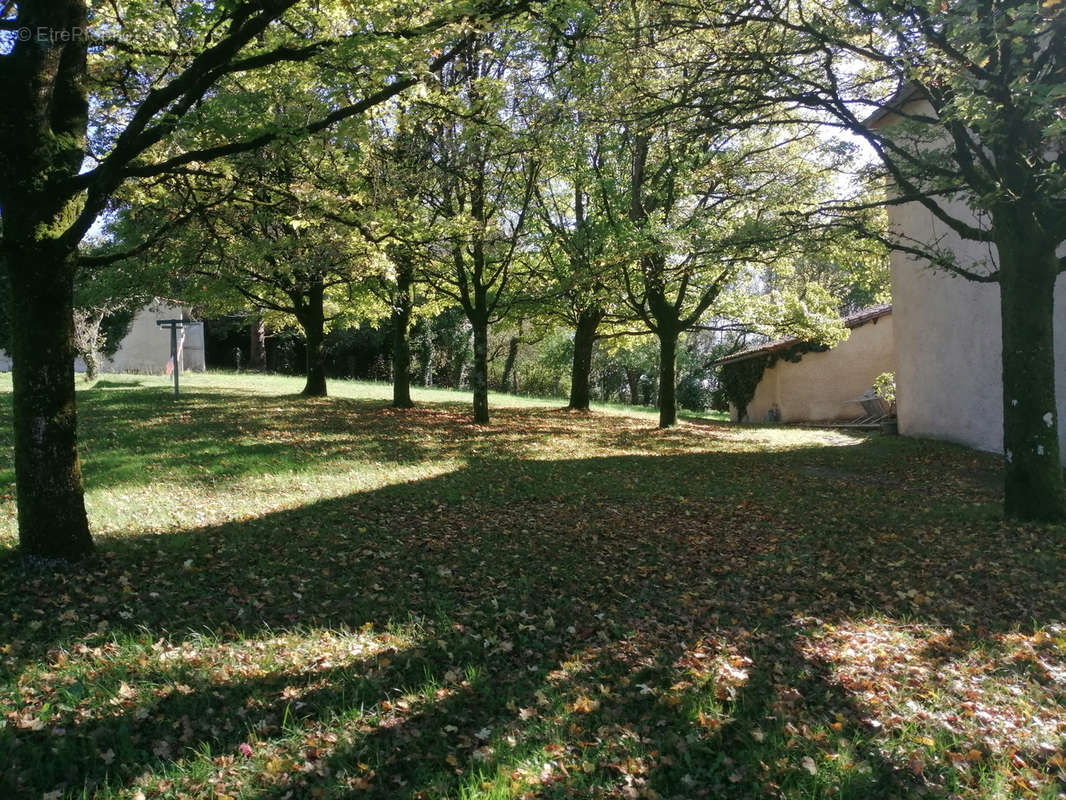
[715,305,895,424]
[0,299,204,375]
[104,300,205,374]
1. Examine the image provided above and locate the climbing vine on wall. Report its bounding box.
[716,341,830,420]
[717,355,769,420]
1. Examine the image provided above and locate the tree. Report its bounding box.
[71,262,155,381]
[525,9,629,412]
[757,218,891,316]
[599,118,844,427]
[384,243,418,407]
[731,0,1066,520]
[416,33,540,423]
[0,0,524,561]
[354,114,445,409]
[301,108,471,409]
[592,334,660,404]
[532,158,621,410]
[554,3,850,427]
[157,140,393,397]
[412,306,475,388]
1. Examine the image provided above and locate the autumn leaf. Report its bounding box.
[570,696,600,713]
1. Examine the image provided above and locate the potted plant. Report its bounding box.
[874,372,898,435]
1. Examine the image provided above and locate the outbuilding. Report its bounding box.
[103,300,205,374]
[715,304,896,424]
[0,298,204,375]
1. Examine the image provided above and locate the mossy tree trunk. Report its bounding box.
[7,239,94,561]
[1,0,95,561]
[995,216,1066,522]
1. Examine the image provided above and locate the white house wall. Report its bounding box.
[889,202,1066,456]
[103,301,205,374]
[0,301,204,374]
[745,314,896,423]
[878,97,1066,457]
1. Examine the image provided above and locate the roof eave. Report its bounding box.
[862,83,923,130]
[712,304,893,366]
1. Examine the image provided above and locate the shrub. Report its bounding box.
[677,375,710,411]
[874,371,896,406]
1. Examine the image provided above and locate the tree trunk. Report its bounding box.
[298,285,327,397]
[0,0,94,561]
[499,336,519,393]
[471,315,490,423]
[422,322,434,387]
[625,367,641,405]
[7,243,93,561]
[997,231,1066,521]
[249,315,267,370]
[391,256,414,409]
[658,329,679,428]
[568,310,600,410]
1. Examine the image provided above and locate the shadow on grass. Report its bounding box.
[91,380,149,389]
[0,429,1063,797]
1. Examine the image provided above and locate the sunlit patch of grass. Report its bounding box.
[83,457,465,538]
[709,423,867,447]
[798,617,1066,797]
[0,374,829,545]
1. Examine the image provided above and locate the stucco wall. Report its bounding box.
[889,204,1066,455]
[879,97,1066,456]
[104,301,205,374]
[744,314,896,423]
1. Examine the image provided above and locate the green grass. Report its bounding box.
[0,372,1063,800]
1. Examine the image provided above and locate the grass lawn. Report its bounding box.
[0,372,1063,799]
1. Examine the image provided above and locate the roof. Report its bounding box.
[863,83,924,129]
[713,304,892,366]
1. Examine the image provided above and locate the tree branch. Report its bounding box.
[117,37,470,182]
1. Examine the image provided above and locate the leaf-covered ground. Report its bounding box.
[0,373,1063,799]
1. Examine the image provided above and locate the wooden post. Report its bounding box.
[157,319,200,397]
[171,323,179,396]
